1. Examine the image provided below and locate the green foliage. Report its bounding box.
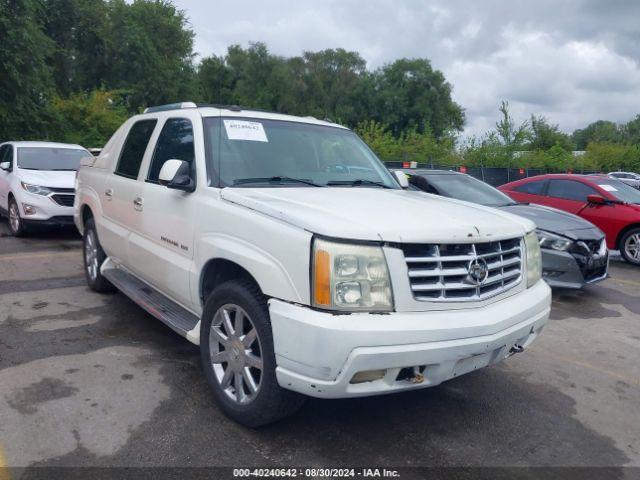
[572,120,624,150]
[528,115,574,151]
[582,142,640,172]
[355,120,458,164]
[370,58,465,138]
[195,44,464,140]
[0,0,54,140]
[49,90,129,146]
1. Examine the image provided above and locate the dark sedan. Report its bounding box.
[403,169,609,289]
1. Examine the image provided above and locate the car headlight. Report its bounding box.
[21,182,52,196]
[525,230,542,288]
[536,229,572,251]
[312,238,393,312]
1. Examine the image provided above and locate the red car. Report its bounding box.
[499,174,640,265]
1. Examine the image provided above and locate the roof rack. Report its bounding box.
[143,102,197,114]
[142,102,330,122]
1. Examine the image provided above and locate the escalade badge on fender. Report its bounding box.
[466,257,489,285]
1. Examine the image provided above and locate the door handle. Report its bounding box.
[105,188,113,200]
[133,197,143,211]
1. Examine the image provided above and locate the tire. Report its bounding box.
[620,228,640,265]
[8,197,27,237]
[200,279,305,427]
[83,218,116,292]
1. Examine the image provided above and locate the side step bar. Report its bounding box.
[102,263,200,338]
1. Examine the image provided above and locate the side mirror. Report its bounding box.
[394,170,409,188]
[0,161,10,171]
[587,194,606,205]
[158,159,195,192]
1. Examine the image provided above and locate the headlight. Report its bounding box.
[21,182,52,196]
[312,238,393,312]
[525,230,542,288]
[536,229,571,251]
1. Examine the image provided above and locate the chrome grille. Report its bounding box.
[401,237,523,302]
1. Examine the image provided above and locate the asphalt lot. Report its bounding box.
[0,219,639,473]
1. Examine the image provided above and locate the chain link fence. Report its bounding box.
[384,161,600,187]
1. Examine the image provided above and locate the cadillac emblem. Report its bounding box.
[466,257,489,285]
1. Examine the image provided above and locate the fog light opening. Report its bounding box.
[396,365,427,383]
[22,204,37,216]
[350,369,386,384]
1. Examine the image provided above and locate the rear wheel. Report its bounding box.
[620,228,640,265]
[200,279,305,427]
[83,218,115,292]
[8,197,26,237]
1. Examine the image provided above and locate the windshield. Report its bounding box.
[17,147,89,171]
[594,179,640,204]
[203,117,399,188]
[415,173,516,207]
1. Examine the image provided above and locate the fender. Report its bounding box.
[194,232,310,308]
[75,181,105,235]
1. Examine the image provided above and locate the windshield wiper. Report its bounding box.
[326,179,393,189]
[233,176,324,187]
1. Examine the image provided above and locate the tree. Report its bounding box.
[495,101,530,166]
[623,115,640,146]
[528,115,574,151]
[0,0,54,140]
[49,89,129,146]
[43,0,109,95]
[572,120,623,150]
[372,58,465,139]
[100,0,196,110]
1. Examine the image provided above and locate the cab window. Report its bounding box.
[547,179,597,202]
[115,119,157,179]
[147,118,195,183]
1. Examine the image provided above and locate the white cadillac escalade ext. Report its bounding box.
[75,102,551,427]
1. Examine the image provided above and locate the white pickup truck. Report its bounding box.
[75,102,551,426]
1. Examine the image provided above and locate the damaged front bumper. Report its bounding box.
[269,280,551,399]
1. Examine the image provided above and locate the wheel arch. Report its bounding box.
[80,204,94,227]
[200,258,262,306]
[197,235,305,308]
[615,223,640,250]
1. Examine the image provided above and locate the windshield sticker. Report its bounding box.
[223,120,268,142]
[599,184,618,192]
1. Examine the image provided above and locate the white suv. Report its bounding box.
[74,103,551,426]
[0,141,91,236]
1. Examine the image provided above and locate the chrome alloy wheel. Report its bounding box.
[209,304,263,404]
[624,232,640,262]
[9,201,20,233]
[85,229,99,281]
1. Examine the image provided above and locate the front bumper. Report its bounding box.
[269,280,551,399]
[541,248,608,289]
[15,190,75,223]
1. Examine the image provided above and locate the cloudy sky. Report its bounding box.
[173,0,640,137]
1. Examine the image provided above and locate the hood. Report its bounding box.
[18,169,76,189]
[221,187,534,243]
[499,203,603,241]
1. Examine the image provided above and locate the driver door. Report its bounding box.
[128,116,198,309]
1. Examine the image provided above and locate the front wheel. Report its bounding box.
[620,228,640,265]
[83,218,115,292]
[8,197,26,236]
[200,279,305,427]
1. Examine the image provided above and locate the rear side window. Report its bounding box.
[514,180,546,195]
[547,179,597,202]
[147,118,195,183]
[115,119,157,179]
